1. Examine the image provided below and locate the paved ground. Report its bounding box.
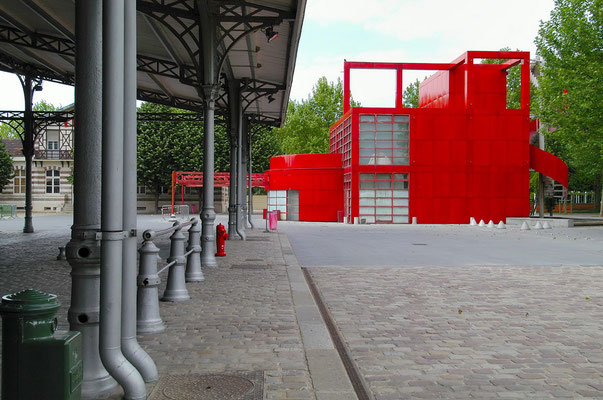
[1,214,602,399]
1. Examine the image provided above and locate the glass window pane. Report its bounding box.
[394,181,409,189]
[393,148,409,157]
[288,197,299,205]
[376,207,391,215]
[359,149,374,157]
[394,115,409,122]
[359,190,375,198]
[359,157,370,165]
[46,170,52,177]
[276,197,286,206]
[359,123,375,131]
[364,216,375,223]
[376,132,392,140]
[360,115,373,122]
[375,190,391,197]
[359,198,374,206]
[394,173,408,180]
[393,216,408,223]
[359,207,375,214]
[377,115,391,122]
[393,140,408,149]
[393,190,409,197]
[393,158,409,165]
[394,122,409,131]
[393,207,408,215]
[54,187,60,193]
[288,206,299,213]
[360,173,374,180]
[359,180,374,189]
[376,173,390,180]
[359,131,374,140]
[394,132,409,140]
[376,149,391,158]
[376,123,392,131]
[393,198,409,206]
[376,180,391,189]
[359,140,375,149]
[376,198,392,206]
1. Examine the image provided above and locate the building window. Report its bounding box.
[13,169,25,194]
[359,114,409,165]
[267,190,299,221]
[358,173,409,223]
[137,186,146,194]
[46,169,60,194]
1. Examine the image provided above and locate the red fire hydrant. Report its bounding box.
[215,223,229,257]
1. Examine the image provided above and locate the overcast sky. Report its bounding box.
[0,0,556,111]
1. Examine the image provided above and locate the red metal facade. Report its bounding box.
[265,51,568,224]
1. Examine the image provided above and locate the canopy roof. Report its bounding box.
[0,0,306,126]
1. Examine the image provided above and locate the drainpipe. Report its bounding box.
[247,123,255,229]
[121,0,158,384]
[227,79,239,238]
[100,1,146,399]
[241,115,249,229]
[67,1,116,397]
[236,103,246,240]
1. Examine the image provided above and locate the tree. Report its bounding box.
[534,0,603,214]
[402,79,420,108]
[275,77,359,154]
[0,141,13,191]
[136,102,231,210]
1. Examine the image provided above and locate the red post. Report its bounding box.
[171,171,176,214]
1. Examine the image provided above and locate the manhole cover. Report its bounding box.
[149,372,263,400]
[231,264,271,270]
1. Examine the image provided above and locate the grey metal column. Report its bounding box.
[67,1,116,397]
[236,105,246,240]
[21,75,35,233]
[200,8,218,268]
[121,0,158,384]
[100,1,146,399]
[247,123,255,229]
[227,80,239,238]
[241,116,249,228]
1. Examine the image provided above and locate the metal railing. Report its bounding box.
[136,217,202,334]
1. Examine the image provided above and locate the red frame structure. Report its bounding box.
[265,51,568,224]
[171,171,266,212]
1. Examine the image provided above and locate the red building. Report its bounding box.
[264,51,568,224]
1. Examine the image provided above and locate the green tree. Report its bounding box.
[402,79,421,108]
[0,141,13,191]
[534,0,603,213]
[251,124,281,172]
[275,77,359,154]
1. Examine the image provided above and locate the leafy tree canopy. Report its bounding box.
[0,141,13,191]
[275,77,359,154]
[534,0,602,207]
[402,79,421,108]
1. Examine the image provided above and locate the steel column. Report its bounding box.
[100,1,146,399]
[21,76,34,233]
[200,7,218,268]
[247,124,255,229]
[121,0,158,384]
[241,116,250,229]
[227,80,240,238]
[236,104,246,240]
[67,1,116,397]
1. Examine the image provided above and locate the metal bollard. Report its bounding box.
[161,222,190,302]
[136,237,165,334]
[57,246,67,261]
[185,219,204,282]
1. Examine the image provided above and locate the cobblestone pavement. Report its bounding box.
[307,265,603,399]
[0,216,317,399]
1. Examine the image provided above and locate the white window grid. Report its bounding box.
[267,190,299,221]
[358,114,409,166]
[344,173,352,221]
[13,169,25,194]
[358,173,409,223]
[46,169,60,194]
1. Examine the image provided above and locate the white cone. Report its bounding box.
[520,221,530,230]
[543,221,552,229]
[470,217,477,226]
[478,220,486,227]
[487,220,495,228]
[534,221,543,230]
[497,221,506,229]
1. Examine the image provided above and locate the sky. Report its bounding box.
[0,0,556,111]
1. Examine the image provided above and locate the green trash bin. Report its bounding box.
[0,289,82,400]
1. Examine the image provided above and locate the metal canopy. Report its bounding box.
[0,0,306,126]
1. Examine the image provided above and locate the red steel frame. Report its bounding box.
[170,171,266,213]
